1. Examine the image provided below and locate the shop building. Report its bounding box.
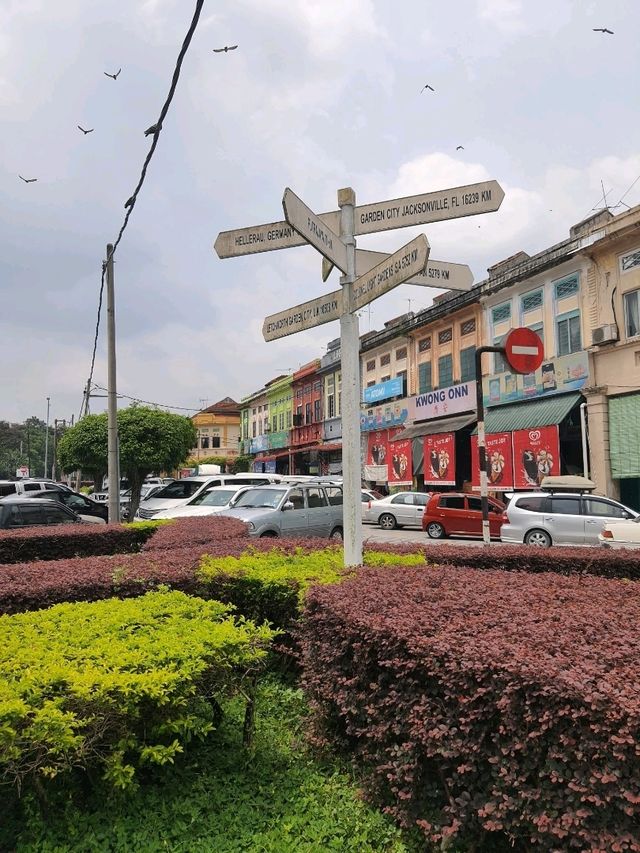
[190,397,241,463]
[317,338,343,475]
[290,359,323,474]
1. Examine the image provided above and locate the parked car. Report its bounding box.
[422,493,505,539]
[218,482,344,539]
[501,491,638,547]
[0,479,72,498]
[599,515,640,549]
[152,485,254,520]
[134,474,282,520]
[363,491,430,530]
[20,489,109,522]
[0,496,87,529]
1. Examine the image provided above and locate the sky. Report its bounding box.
[1,0,639,424]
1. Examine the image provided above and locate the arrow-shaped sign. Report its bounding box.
[351,234,430,312]
[282,188,348,273]
[355,250,473,291]
[263,290,343,342]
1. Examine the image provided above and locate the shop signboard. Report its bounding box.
[408,381,476,422]
[512,426,560,489]
[471,432,514,491]
[388,437,413,486]
[361,398,410,431]
[249,434,269,453]
[423,433,456,486]
[485,351,589,407]
[268,430,289,450]
[363,376,404,404]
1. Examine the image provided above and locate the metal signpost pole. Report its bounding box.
[338,187,362,567]
[475,347,503,546]
[44,396,50,478]
[106,245,121,524]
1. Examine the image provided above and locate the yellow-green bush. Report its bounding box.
[0,590,275,791]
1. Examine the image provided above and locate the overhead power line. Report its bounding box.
[91,383,202,412]
[80,0,205,420]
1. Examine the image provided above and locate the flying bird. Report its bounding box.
[213,45,238,53]
[420,84,435,93]
[77,125,94,134]
[104,68,122,80]
[18,175,37,183]
[456,145,464,150]
[593,27,614,34]
[144,123,161,137]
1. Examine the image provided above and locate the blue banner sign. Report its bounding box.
[363,376,404,404]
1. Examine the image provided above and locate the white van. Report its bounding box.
[0,479,72,498]
[134,473,281,520]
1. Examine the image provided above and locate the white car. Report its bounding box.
[599,515,640,549]
[363,491,430,530]
[153,485,253,520]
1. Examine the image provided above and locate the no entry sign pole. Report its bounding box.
[338,188,362,567]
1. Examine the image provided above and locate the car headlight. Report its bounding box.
[247,521,255,531]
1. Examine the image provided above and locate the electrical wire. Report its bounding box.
[81,0,205,417]
[91,383,202,412]
[613,171,640,210]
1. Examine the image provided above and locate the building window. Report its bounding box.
[201,437,210,449]
[304,385,312,396]
[554,274,579,301]
[252,408,257,415]
[211,436,220,449]
[366,359,376,372]
[621,248,640,273]
[491,302,511,325]
[380,353,391,367]
[395,346,407,360]
[418,337,431,352]
[418,362,432,393]
[438,354,453,388]
[252,422,256,438]
[286,410,292,428]
[521,289,543,314]
[438,328,452,345]
[279,413,285,431]
[381,375,391,383]
[460,318,476,336]
[556,311,581,355]
[460,346,476,383]
[296,389,303,399]
[396,370,407,385]
[328,394,335,418]
[305,402,312,424]
[263,403,268,411]
[366,380,375,387]
[272,415,277,433]
[624,290,640,338]
[314,399,321,422]
[528,322,544,344]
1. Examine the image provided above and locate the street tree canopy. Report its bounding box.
[57,406,196,516]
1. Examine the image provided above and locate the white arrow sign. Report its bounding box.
[282,188,348,273]
[214,180,503,259]
[263,290,343,342]
[351,234,430,312]
[355,249,474,291]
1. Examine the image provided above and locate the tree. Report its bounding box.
[0,417,48,479]
[57,407,196,517]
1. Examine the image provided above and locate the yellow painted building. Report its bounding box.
[190,397,241,462]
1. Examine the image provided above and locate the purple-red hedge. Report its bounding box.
[0,523,153,566]
[141,516,249,551]
[301,565,640,851]
[363,539,640,581]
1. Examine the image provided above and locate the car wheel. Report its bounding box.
[259,531,278,538]
[329,527,343,541]
[378,513,397,531]
[426,521,446,539]
[524,529,552,547]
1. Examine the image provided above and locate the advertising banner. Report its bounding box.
[512,425,560,488]
[363,376,404,404]
[423,432,456,486]
[367,430,389,467]
[471,432,514,491]
[388,437,413,486]
[484,351,589,407]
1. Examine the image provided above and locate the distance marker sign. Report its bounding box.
[504,327,544,374]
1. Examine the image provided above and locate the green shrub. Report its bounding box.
[0,590,275,792]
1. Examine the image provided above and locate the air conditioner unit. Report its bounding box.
[592,324,619,346]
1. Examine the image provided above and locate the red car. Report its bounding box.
[422,492,505,539]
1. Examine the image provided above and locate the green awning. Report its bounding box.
[476,392,582,434]
[609,394,640,479]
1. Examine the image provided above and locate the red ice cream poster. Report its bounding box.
[388,438,413,486]
[471,432,514,491]
[367,430,389,467]
[512,425,560,488]
[423,432,456,486]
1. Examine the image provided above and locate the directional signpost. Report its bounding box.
[214,177,504,567]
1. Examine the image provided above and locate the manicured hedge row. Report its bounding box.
[0,522,157,566]
[141,516,249,551]
[364,539,640,580]
[0,590,274,791]
[301,566,640,851]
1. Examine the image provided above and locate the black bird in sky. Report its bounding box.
[104,68,122,80]
[213,45,238,53]
[420,84,435,93]
[456,145,464,150]
[124,196,134,209]
[144,123,161,137]
[593,27,614,34]
[18,175,37,183]
[77,125,94,134]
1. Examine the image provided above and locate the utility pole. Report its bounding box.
[44,397,50,479]
[52,419,65,481]
[106,245,121,523]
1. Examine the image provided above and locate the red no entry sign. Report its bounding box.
[504,327,544,374]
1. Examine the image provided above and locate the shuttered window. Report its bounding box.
[438,328,453,344]
[609,393,640,478]
[557,311,581,355]
[492,302,511,324]
[438,354,453,388]
[460,346,476,382]
[521,289,543,313]
[418,362,432,393]
[418,337,431,352]
[554,274,579,301]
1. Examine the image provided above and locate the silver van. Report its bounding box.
[218,483,344,539]
[134,473,281,520]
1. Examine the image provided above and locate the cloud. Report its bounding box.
[477,0,525,34]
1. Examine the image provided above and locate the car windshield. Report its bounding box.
[191,488,238,507]
[233,488,284,509]
[152,481,204,499]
